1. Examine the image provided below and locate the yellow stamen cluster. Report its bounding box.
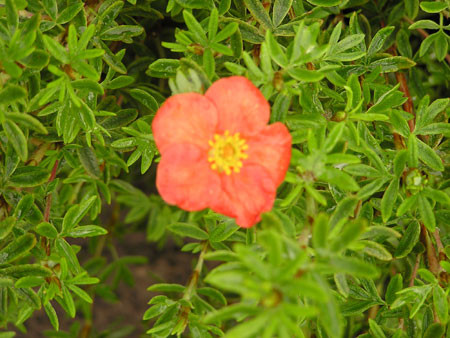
[208,130,248,175]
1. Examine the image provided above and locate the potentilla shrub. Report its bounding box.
[0,0,449,337]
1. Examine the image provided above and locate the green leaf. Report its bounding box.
[0,233,36,264]
[208,8,219,41]
[61,196,97,234]
[266,30,288,67]
[100,25,144,41]
[67,284,93,303]
[423,187,450,205]
[147,283,185,293]
[43,35,68,63]
[357,177,388,200]
[333,35,367,55]
[176,0,214,9]
[397,194,418,216]
[287,68,324,82]
[203,48,215,79]
[381,178,399,223]
[395,221,420,258]
[14,195,34,221]
[366,84,405,114]
[56,3,84,24]
[5,112,48,135]
[44,302,59,331]
[390,109,411,137]
[418,194,435,231]
[331,219,366,252]
[361,240,392,261]
[67,225,108,238]
[71,60,100,80]
[367,26,395,58]
[273,0,293,27]
[321,167,359,191]
[197,287,227,305]
[409,20,440,30]
[420,1,447,13]
[329,256,379,278]
[396,30,413,58]
[17,287,41,309]
[93,38,127,74]
[312,213,329,249]
[213,23,239,43]
[369,56,415,73]
[182,10,207,45]
[42,0,58,20]
[407,134,418,168]
[369,319,387,338]
[219,0,232,14]
[434,32,448,62]
[129,89,158,112]
[0,217,16,240]
[36,222,58,239]
[417,139,444,171]
[341,299,379,316]
[55,239,81,274]
[111,137,137,148]
[0,85,27,105]
[20,49,50,69]
[167,223,209,240]
[419,98,449,128]
[104,75,135,89]
[225,313,269,338]
[5,0,18,30]
[0,264,52,278]
[433,285,448,324]
[147,59,180,78]
[102,109,138,130]
[61,285,76,317]
[244,0,274,29]
[77,146,101,178]
[393,150,407,177]
[72,79,104,95]
[15,276,45,288]
[416,123,450,136]
[209,221,239,242]
[8,166,50,187]
[385,274,403,305]
[143,304,166,320]
[404,0,419,19]
[423,323,445,338]
[3,120,28,161]
[307,0,341,6]
[419,33,438,57]
[343,164,381,178]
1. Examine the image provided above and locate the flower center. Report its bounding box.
[208,130,248,175]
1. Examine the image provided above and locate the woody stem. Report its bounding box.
[184,241,208,301]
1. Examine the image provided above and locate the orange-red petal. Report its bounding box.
[152,93,218,154]
[156,144,220,211]
[205,76,270,136]
[246,122,292,186]
[210,165,276,228]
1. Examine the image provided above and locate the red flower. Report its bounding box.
[152,76,291,228]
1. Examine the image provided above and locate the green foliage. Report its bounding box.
[0,0,449,337]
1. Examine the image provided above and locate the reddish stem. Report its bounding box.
[420,223,440,276]
[403,17,450,65]
[395,72,415,132]
[409,254,421,287]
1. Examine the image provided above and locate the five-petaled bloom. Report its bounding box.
[152,76,292,228]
